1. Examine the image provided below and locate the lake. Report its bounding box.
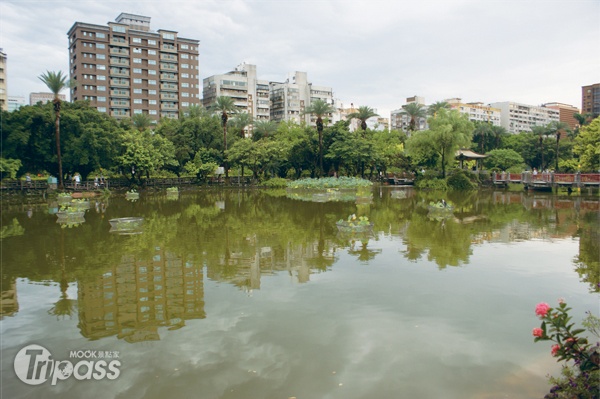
[1,186,598,399]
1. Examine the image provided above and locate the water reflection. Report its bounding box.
[1,187,598,398]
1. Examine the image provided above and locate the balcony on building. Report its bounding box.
[160,82,178,91]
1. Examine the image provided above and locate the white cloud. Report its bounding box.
[1,0,598,118]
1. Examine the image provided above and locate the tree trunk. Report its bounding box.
[55,106,64,190]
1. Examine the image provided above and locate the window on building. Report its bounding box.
[97,32,105,38]
[132,38,141,43]
[134,99,142,104]
[133,48,142,54]
[180,44,189,50]
[133,68,142,74]
[97,96,106,102]
[96,43,105,49]
[148,39,156,45]
[96,54,105,60]
[97,75,106,80]
[181,54,189,59]
[181,83,189,88]
[149,69,156,75]
[149,99,157,105]
[182,92,189,97]
[148,49,156,55]
[162,33,175,40]
[181,73,189,78]
[149,80,157,85]
[97,64,106,70]
[97,86,106,91]
[112,25,126,33]
[98,107,107,112]
[133,58,141,64]
[134,88,142,94]
[149,90,157,95]
[133,78,142,84]
[133,109,142,114]
[149,109,157,115]
[148,60,156,65]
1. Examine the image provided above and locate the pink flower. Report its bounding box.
[551,344,560,356]
[535,302,551,318]
[532,328,544,337]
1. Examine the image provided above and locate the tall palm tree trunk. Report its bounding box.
[317,117,324,177]
[54,100,64,189]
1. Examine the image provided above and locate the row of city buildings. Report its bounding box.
[1,13,599,135]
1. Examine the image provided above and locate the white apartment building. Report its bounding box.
[202,63,270,121]
[30,92,67,105]
[7,95,26,112]
[390,96,429,133]
[489,101,559,134]
[270,71,336,126]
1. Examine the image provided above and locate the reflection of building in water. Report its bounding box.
[78,249,205,342]
[0,277,19,318]
[209,240,338,289]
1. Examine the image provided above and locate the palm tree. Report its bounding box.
[230,112,252,138]
[39,71,69,189]
[302,99,335,177]
[547,121,569,171]
[402,103,427,133]
[131,113,153,132]
[210,96,237,177]
[347,106,379,132]
[531,125,553,170]
[428,101,450,117]
[253,120,278,141]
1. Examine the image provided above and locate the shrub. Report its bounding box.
[263,177,288,188]
[446,169,477,190]
[415,178,448,191]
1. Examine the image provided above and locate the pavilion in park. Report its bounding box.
[455,149,487,170]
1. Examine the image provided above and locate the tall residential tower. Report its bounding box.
[67,13,200,121]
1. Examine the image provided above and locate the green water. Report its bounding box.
[1,187,598,398]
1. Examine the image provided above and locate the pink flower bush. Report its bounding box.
[551,344,560,356]
[535,302,551,318]
[532,328,544,337]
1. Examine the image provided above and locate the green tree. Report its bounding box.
[131,113,153,132]
[427,101,450,117]
[39,71,69,188]
[302,99,335,177]
[347,105,378,132]
[484,148,525,171]
[573,117,600,172]
[252,120,278,141]
[0,158,22,179]
[229,112,252,139]
[547,121,570,171]
[425,108,474,177]
[116,130,177,180]
[472,122,494,154]
[210,96,237,177]
[402,102,427,133]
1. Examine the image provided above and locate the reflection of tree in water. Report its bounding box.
[574,212,600,293]
[348,238,382,262]
[402,213,472,269]
[48,228,77,320]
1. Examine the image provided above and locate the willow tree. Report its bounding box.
[302,99,335,177]
[39,71,69,189]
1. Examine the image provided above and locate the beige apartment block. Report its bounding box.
[446,98,502,126]
[67,13,200,122]
[203,63,270,122]
[543,102,580,133]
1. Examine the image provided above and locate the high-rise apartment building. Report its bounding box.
[67,13,200,121]
[0,49,7,111]
[202,63,270,121]
[543,102,580,132]
[390,96,428,133]
[489,101,559,134]
[446,98,501,126]
[7,95,26,112]
[581,83,600,119]
[270,71,336,125]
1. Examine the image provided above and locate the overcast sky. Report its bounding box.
[1,0,599,117]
